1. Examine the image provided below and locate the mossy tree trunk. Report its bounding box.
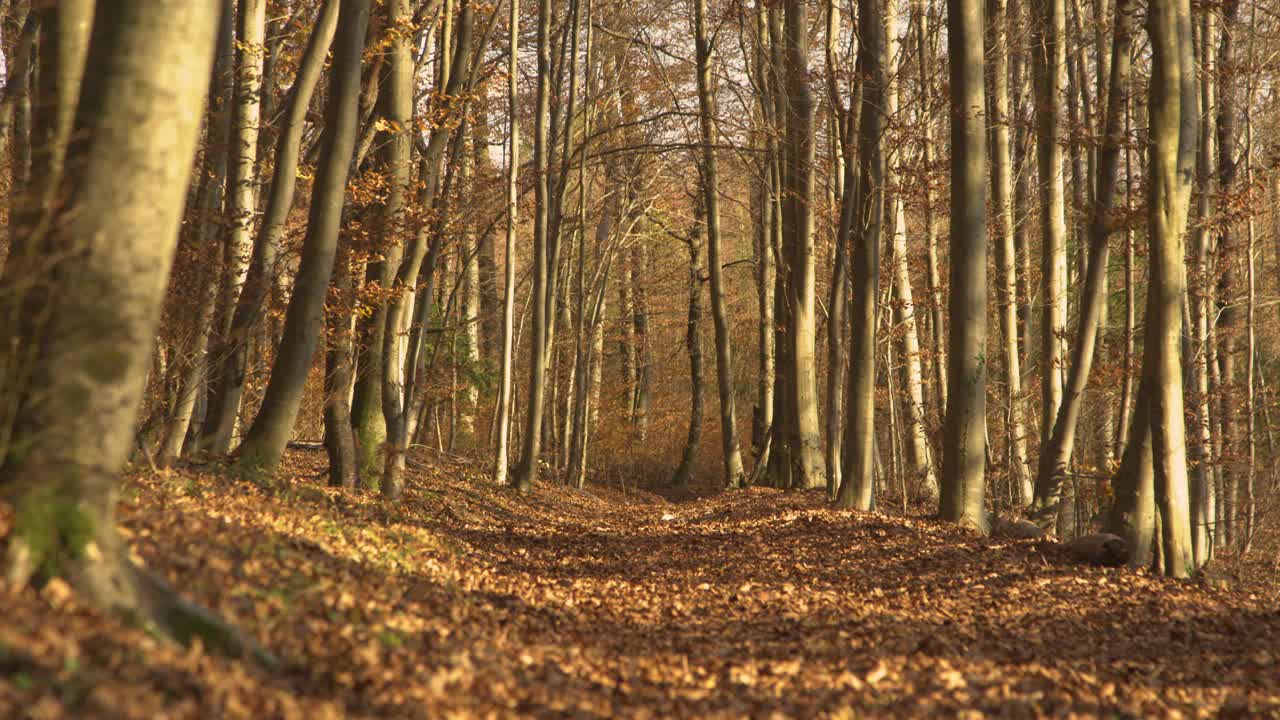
[1,0,266,659]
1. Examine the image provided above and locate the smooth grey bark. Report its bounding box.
[201,0,266,454]
[324,247,359,488]
[158,0,236,466]
[381,0,474,498]
[512,0,551,492]
[1033,0,1134,516]
[1187,9,1215,564]
[204,0,339,458]
[1142,0,1197,577]
[836,0,884,511]
[884,0,937,502]
[671,216,705,488]
[823,0,848,498]
[235,0,371,479]
[781,0,826,489]
[986,0,1030,504]
[493,0,519,487]
[939,0,989,532]
[694,0,746,488]
[1030,0,1069,471]
[914,0,947,417]
[0,0,266,659]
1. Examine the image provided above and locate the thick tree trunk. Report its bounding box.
[835,0,884,511]
[0,0,265,659]
[939,0,989,532]
[236,0,371,479]
[1143,0,1197,577]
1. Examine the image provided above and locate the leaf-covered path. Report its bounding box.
[2,450,1278,718]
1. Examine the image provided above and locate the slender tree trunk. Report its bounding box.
[324,246,360,488]
[694,0,746,488]
[235,0,371,479]
[382,2,474,498]
[1186,8,1217,563]
[939,0,989,531]
[158,2,237,465]
[986,0,1031,504]
[1214,0,1242,552]
[201,0,266,454]
[914,0,947,418]
[351,0,412,485]
[512,0,552,492]
[1031,0,1069,470]
[823,0,848,498]
[1033,0,1134,518]
[672,219,705,488]
[493,0,520,487]
[884,0,936,501]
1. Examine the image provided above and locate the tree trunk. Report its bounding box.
[671,219,705,488]
[158,1,237,466]
[1143,0,1197,577]
[885,0,937,502]
[939,0,989,532]
[1031,0,1069,473]
[986,0,1031,504]
[1033,0,1134,517]
[0,0,264,659]
[512,0,551,492]
[694,0,746,488]
[235,0,371,480]
[836,0,884,510]
[778,0,825,490]
[493,0,520,486]
[914,0,948,418]
[201,0,266,454]
[324,246,360,488]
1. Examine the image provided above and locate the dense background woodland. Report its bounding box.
[3,0,1280,715]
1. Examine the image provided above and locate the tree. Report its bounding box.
[512,0,552,492]
[836,0,885,511]
[0,0,262,656]
[939,0,989,531]
[1030,0,1069,510]
[694,0,747,488]
[235,0,372,479]
[1141,0,1197,577]
[201,0,267,455]
[779,0,825,490]
[493,0,520,487]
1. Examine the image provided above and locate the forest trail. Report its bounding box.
[3,450,1279,718]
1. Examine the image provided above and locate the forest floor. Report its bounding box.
[2,449,1279,719]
